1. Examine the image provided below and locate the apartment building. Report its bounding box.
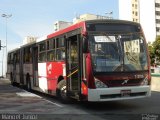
[119,0,160,43]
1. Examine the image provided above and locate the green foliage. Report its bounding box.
[149,35,160,65]
[148,44,155,65]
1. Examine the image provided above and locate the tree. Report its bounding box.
[151,36,160,65]
[148,43,155,65]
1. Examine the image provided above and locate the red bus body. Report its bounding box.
[7,20,151,102]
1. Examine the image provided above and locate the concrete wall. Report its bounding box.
[151,77,160,92]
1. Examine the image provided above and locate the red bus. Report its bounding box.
[7,19,151,102]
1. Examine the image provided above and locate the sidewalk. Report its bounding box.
[0,78,62,114]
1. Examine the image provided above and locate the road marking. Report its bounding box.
[16,91,41,97]
[15,89,63,107]
[43,99,63,107]
[16,91,63,107]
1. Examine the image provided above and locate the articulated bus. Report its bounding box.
[7,20,151,102]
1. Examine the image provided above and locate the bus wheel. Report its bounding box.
[57,80,70,103]
[26,75,31,91]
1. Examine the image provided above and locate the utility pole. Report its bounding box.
[1,13,12,78]
[0,44,6,78]
[0,40,1,50]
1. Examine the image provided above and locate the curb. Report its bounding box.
[151,73,160,77]
[0,79,11,84]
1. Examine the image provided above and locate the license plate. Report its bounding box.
[121,90,131,97]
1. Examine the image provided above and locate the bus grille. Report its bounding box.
[105,79,144,87]
[100,92,147,99]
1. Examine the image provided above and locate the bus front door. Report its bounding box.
[66,35,82,99]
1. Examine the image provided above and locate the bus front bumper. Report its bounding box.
[88,85,151,102]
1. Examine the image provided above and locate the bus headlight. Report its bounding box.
[95,78,108,88]
[141,77,148,86]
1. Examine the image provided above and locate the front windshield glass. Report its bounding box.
[89,33,148,72]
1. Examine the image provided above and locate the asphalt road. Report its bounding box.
[0,79,160,120]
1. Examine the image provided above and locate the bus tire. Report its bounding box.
[26,75,31,91]
[57,80,70,103]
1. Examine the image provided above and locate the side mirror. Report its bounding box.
[82,37,88,53]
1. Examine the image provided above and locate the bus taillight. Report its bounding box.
[81,81,88,95]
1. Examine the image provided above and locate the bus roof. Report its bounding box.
[47,21,86,39]
[85,19,140,25]
[8,19,140,53]
[47,19,140,39]
[8,47,20,53]
[20,41,36,48]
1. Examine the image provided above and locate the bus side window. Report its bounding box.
[16,51,20,63]
[39,52,46,62]
[39,42,47,62]
[7,53,11,64]
[55,37,65,61]
[24,47,32,63]
[47,50,55,61]
[56,48,65,60]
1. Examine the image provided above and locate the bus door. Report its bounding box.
[32,46,39,87]
[66,34,82,98]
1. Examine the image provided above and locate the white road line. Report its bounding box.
[16,92,42,97]
[43,99,63,107]
[15,88,63,107]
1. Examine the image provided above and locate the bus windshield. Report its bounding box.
[89,33,148,72]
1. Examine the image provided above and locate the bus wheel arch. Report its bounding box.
[57,76,64,83]
[56,75,65,97]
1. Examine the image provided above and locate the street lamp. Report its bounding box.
[1,14,12,54]
[105,11,113,19]
[1,13,12,78]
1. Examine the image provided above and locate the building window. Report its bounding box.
[156,19,160,23]
[156,11,160,16]
[135,4,138,9]
[155,3,160,8]
[156,27,160,32]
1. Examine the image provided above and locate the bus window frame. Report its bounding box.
[23,46,32,64]
[38,41,47,62]
[55,36,65,61]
